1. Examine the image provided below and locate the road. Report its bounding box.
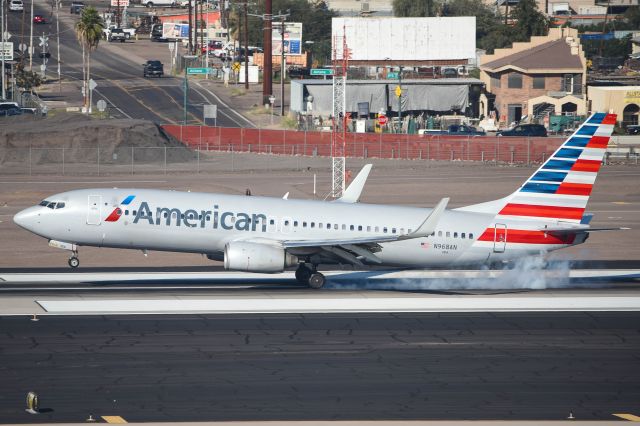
[4,0,252,127]
[0,311,639,423]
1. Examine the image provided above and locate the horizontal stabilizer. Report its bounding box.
[540,225,630,234]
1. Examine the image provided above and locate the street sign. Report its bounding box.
[89,79,97,90]
[203,104,217,119]
[18,43,26,52]
[40,64,46,71]
[387,72,398,79]
[0,42,13,61]
[377,115,388,126]
[187,67,209,75]
[96,99,107,112]
[168,42,175,51]
[38,36,48,47]
[395,85,402,98]
[232,62,241,72]
[310,68,333,76]
[3,31,12,40]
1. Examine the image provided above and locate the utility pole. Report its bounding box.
[243,1,248,89]
[280,16,285,116]
[29,0,33,69]
[188,0,193,54]
[1,0,5,100]
[56,0,61,92]
[262,0,272,106]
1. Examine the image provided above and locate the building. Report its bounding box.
[479,27,587,125]
[589,86,640,126]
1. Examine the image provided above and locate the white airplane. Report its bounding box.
[14,112,623,288]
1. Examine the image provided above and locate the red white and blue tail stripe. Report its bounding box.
[496,112,615,224]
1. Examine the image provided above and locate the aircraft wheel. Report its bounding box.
[308,272,325,289]
[295,264,311,284]
[68,257,79,268]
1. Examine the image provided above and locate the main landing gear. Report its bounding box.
[295,263,326,289]
[68,251,79,268]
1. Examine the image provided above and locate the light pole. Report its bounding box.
[1,0,5,100]
[183,54,197,125]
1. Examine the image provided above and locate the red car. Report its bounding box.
[33,15,46,24]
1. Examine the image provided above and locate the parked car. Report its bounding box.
[9,0,24,11]
[497,124,548,137]
[0,102,24,117]
[107,28,127,42]
[201,41,223,54]
[626,125,640,135]
[33,14,46,24]
[141,0,176,8]
[70,1,84,14]
[422,124,486,136]
[143,60,164,78]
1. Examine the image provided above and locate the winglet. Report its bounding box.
[335,164,372,203]
[400,197,450,239]
[282,192,289,200]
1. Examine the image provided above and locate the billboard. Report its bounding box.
[272,22,302,56]
[162,23,190,40]
[332,17,476,62]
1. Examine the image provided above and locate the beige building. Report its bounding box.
[479,27,587,126]
[589,86,640,126]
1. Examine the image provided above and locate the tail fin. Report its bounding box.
[459,112,616,223]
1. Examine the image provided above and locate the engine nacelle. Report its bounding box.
[224,241,297,273]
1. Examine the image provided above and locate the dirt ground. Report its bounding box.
[0,155,638,268]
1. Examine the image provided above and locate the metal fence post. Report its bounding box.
[197,148,200,174]
[131,146,134,175]
[97,146,100,176]
[527,137,531,166]
[231,145,234,172]
[164,146,167,175]
[495,137,499,165]
[62,147,65,175]
[29,146,32,176]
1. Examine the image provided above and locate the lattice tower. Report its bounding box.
[331,28,349,198]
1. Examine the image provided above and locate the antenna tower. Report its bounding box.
[331,28,349,198]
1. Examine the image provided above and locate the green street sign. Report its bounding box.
[187,67,210,75]
[310,68,334,76]
[387,72,399,79]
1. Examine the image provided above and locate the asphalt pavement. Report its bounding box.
[0,312,639,423]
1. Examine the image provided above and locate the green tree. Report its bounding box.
[393,0,438,17]
[75,6,103,112]
[510,0,549,42]
[440,0,511,53]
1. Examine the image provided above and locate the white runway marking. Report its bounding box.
[37,296,640,314]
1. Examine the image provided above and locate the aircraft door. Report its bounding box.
[87,195,102,225]
[493,223,507,253]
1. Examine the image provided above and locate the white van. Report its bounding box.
[141,0,175,7]
[9,0,24,11]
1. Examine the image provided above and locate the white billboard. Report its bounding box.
[272,22,302,56]
[332,17,476,62]
[162,23,189,41]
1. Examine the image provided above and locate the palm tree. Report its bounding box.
[75,7,103,113]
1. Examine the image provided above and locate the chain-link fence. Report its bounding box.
[1,141,638,176]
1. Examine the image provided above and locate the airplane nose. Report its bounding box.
[13,206,39,231]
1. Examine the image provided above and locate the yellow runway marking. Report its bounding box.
[614,413,640,421]
[612,202,631,205]
[101,415,128,423]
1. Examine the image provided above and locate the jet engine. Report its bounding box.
[224,241,297,272]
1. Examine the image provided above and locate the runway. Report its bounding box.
[0,311,639,423]
[0,269,639,423]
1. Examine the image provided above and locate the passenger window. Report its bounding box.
[392,228,396,233]
[326,223,331,229]
[270,219,275,225]
[446,231,450,238]
[469,233,474,239]
[367,226,371,232]
[133,210,137,215]
[311,222,315,228]
[461,233,466,239]
[358,225,362,231]
[342,224,346,230]
[294,221,298,227]
[375,226,379,232]
[454,232,458,238]
[350,225,355,231]
[125,210,129,215]
[334,224,338,230]
[284,220,290,226]
[303,222,307,227]
[383,227,388,233]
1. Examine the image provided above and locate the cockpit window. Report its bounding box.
[39,200,65,209]
[55,202,65,209]
[46,202,56,209]
[39,200,49,207]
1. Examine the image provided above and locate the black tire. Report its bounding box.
[68,257,79,268]
[308,273,325,289]
[146,1,153,6]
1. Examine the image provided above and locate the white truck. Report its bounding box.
[102,25,136,40]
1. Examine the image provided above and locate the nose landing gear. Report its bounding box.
[68,252,79,268]
[295,263,326,289]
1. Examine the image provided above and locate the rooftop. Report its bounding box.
[482,39,583,72]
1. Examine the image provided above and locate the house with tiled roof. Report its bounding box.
[479,27,587,126]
